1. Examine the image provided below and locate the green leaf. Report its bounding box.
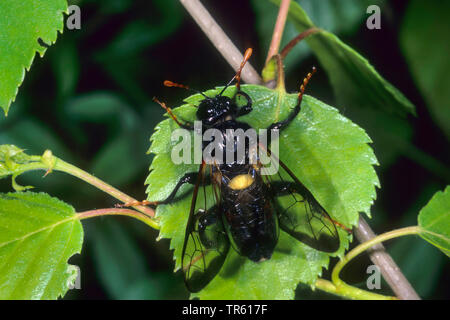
[192,232,331,299]
[269,0,415,116]
[253,0,384,71]
[146,85,379,299]
[342,106,413,168]
[400,0,450,139]
[293,0,383,35]
[0,0,68,115]
[0,192,83,299]
[418,186,450,257]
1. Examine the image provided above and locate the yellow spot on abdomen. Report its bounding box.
[228,174,254,190]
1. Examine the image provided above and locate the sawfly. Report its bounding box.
[123,49,345,292]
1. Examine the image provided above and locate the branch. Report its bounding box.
[314,279,396,300]
[12,149,158,229]
[265,0,291,63]
[328,226,422,300]
[179,0,421,300]
[354,217,421,300]
[179,0,262,85]
[54,158,157,222]
[280,27,320,60]
[77,208,157,229]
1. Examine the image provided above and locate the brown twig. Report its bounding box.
[180,0,421,300]
[77,208,157,229]
[179,0,261,85]
[54,158,156,220]
[265,0,291,64]
[354,217,420,300]
[280,27,320,59]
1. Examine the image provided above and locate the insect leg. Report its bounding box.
[267,67,316,131]
[270,180,308,198]
[116,172,201,207]
[235,91,253,117]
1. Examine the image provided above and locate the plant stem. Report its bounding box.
[77,208,157,229]
[354,217,421,300]
[52,157,159,229]
[13,150,159,230]
[333,226,422,299]
[265,0,291,64]
[178,0,262,85]
[314,279,396,300]
[279,27,320,59]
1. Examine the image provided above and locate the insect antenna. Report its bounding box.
[164,80,210,101]
[219,48,253,95]
[297,66,317,105]
[153,97,186,127]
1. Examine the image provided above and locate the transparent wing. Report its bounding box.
[181,163,229,292]
[262,155,341,253]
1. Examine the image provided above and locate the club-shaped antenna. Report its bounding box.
[219,48,253,96]
[164,80,210,102]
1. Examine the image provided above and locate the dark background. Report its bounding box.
[0,0,448,299]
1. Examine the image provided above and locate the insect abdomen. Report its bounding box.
[222,175,278,262]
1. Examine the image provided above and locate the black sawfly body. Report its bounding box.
[128,49,344,292]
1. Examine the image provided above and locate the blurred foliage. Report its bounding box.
[0,0,448,299]
[85,219,186,299]
[252,0,386,78]
[400,0,450,140]
[277,0,415,116]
